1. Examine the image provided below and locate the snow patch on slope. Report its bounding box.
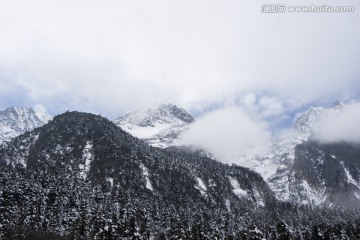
[195,177,207,196]
[269,170,325,206]
[225,199,231,212]
[354,192,360,200]
[106,177,114,187]
[228,176,248,198]
[120,122,173,139]
[254,189,265,207]
[340,162,360,188]
[140,164,153,191]
[79,141,93,180]
[296,180,324,205]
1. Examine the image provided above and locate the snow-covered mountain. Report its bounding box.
[0,110,359,238]
[0,111,277,238]
[114,101,357,208]
[265,101,350,205]
[229,101,353,207]
[114,103,194,148]
[231,105,329,181]
[0,106,52,143]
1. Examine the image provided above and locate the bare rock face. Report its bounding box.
[293,140,360,208]
[267,101,352,206]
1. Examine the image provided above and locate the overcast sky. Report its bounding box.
[1,0,359,125]
[313,102,360,143]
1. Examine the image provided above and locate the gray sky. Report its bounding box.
[1,0,360,123]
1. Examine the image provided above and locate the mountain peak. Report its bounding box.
[293,106,324,134]
[0,106,52,143]
[0,109,279,239]
[333,100,345,110]
[114,103,194,148]
[158,103,195,124]
[116,103,194,127]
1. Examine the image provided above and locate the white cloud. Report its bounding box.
[180,107,271,163]
[313,102,360,143]
[0,0,359,118]
[258,97,284,118]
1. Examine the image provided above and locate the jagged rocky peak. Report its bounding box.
[292,140,360,208]
[293,106,324,134]
[293,100,345,134]
[116,103,194,127]
[115,103,195,148]
[0,105,52,143]
[333,100,345,111]
[242,105,327,182]
[267,100,360,207]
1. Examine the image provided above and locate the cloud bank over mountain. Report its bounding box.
[0,0,359,119]
[180,107,271,163]
[313,102,360,143]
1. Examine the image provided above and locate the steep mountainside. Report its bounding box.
[267,102,349,205]
[237,106,327,182]
[0,111,276,239]
[114,103,194,148]
[230,101,357,209]
[1,111,360,238]
[114,102,359,209]
[291,140,360,208]
[0,106,51,143]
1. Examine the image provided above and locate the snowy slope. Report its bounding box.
[114,103,194,148]
[266,102,347,204]
[234,106,327,181]
[0,111,280,238]
[115,101,356,207]
[0,106,52,143]
[233,102,348,206]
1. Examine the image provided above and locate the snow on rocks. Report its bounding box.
[228,176,248,198]
[106,177,114,187]
[0,106,51,143]
[194,177,207,196]
[140,164,153,191]
[79,141,93,180]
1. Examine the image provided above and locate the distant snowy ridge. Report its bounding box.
[230,101,348,206]
[0,106,52,143]
[115,101,355,208]
[265,101,350,205]
[114,103,194,148]
[230,105,329,181]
